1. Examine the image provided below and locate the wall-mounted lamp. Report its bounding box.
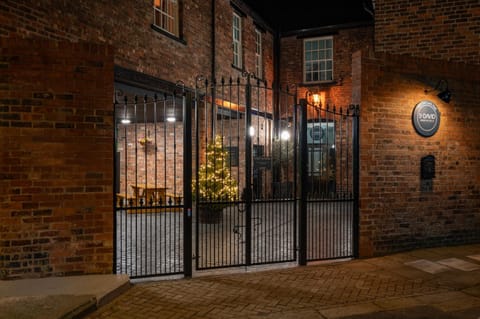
[280,129,290,141]
[249,126,255,137]
[166,116,176,123]
[425,79,451,103]
[121,101,131,124]
[312,94,321,107]
[305,90,323,107]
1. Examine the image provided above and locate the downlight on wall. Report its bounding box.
[425,79,451,103]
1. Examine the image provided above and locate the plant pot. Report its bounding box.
[198,207,223,224]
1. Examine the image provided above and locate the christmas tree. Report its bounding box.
[195,135,238,208]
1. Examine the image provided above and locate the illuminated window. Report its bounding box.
[304,37,333,83]
[232,12,242,69]
[255,29,262,78]
[153,0,179,37]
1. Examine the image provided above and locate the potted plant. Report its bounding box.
[194,135,238,223]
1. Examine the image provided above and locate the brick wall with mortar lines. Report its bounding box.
[0,38,114,278]
[355,51,480,257]
[117,123,184,200]
[280,25,374,107]
[118,115,275,203]
[375,0,480,65]
[0,0,275,89]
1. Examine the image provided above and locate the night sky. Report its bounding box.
[243,0,373,32]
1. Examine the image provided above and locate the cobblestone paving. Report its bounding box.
[86,260,451,319]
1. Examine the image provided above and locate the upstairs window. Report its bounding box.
[154,0,179,37]
[304,36,333,83]
[232,12,243,69]
[255,28,263,78]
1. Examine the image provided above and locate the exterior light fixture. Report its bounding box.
[437,88,451,103]
[425,79,451,103]
[305,90,323,107]
[121,102,131,124]
[280,130,290,141]
[249,126,255,137]
[167,116,176,122]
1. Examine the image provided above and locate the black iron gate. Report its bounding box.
[114,89,189,278]
[113,76,359,278]
[193,75,298,270]
[298,98,359,263]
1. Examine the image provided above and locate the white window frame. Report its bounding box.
[303,36,334,83]
[255,28,263,78]
[153,0,179,37]
[232,12,243,69]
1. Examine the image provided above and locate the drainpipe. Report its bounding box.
[210,0,216,138]
[211,0,216,81]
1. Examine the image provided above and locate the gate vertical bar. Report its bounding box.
[298,98,308,266]
[352,105,360,258]
[183,89,193,277]
[245,76,252,266]
[113,99,118,274]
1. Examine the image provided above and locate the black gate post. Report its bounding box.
[183,89,193,277]
[298,98,308,266]
[245,75,253,266]
[352,105,360,258]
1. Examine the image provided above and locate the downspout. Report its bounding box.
[273,29,281,184]
[211,0,216,81]
[210,0,216,138]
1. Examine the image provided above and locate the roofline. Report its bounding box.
[281,20,374,38]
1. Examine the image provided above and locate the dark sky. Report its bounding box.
[243,0,373,32]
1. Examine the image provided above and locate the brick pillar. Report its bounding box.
[0,38,114,279]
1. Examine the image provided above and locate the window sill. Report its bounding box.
[151,25,187,45]
[302,80,340,87]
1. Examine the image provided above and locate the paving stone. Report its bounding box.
[404,259,451,274]
[80,244,480,319]
[467,255,480,263]
[437,258,480,271]
[338,306,456,319]
[374,296,424,310]
[319,303,381,318]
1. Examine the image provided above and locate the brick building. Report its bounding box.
[1,0,479,279]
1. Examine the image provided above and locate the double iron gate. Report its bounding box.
[114,76,359,278]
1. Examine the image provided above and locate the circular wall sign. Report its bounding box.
[412,100,440,137]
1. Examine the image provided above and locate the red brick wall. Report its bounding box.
[117,123,184,198]
[279,25,374,107]
[0,38,114,279]
[355,51,480,256]
[375,0,480,65]
[0,0,274,89]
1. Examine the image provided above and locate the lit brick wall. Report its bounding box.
[354,51,480,256]
[0,0,275,89]
[0,38,114,278]
[279,25,374,106]
[375,0,480,65]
